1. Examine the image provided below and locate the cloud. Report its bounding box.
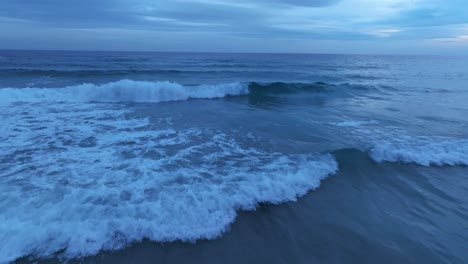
[391,0,468,27]
[369,29,402,37]
[255,0,341,7]
[0,0,134,27]
[0,0,467,54]
[433,35,468,43]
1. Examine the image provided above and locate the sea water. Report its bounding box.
[0,51,467,263]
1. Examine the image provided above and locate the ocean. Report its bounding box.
[0,50,467,263]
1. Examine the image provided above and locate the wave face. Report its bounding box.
[0,80,249,104]
[0,103,338,262]
[248,82,374,95]
[249,82,330,94]
[369,138,468,166]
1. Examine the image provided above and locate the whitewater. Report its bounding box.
[0,51,467,264]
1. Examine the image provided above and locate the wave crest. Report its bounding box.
[369,138,468,166]
[0,80,249,104]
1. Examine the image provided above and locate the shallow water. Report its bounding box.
[1,51,467,263]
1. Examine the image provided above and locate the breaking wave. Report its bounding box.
[0,80,249,104]
[0,80,380,105]
[369,138,468,166]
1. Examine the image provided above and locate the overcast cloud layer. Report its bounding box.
[0,0,467,54]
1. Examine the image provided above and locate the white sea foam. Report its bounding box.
[327,120,378,127]
[0,102,338,262]
[369,138,468,166]
[0,79,249,105]
[308,119,378,127]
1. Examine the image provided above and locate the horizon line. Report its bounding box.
[0,48,459,57]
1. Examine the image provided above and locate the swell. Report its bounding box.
[0,80,376,105]
[248,81,374,94]
[0,68,293,77]
[0,69,195,76]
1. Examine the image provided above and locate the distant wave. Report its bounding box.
[0,80,249,104]
[0,69,188,76]
[0,68,282,77]
[0,80,377,105]
[369,138,468,166]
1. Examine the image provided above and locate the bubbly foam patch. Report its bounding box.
[330,120,378,127]
[0,103,338,262]
[369,138,468,166]
[0,79,249,104]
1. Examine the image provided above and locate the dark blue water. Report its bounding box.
[0,50,467,264]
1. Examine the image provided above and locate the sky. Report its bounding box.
[0,0,467,54]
